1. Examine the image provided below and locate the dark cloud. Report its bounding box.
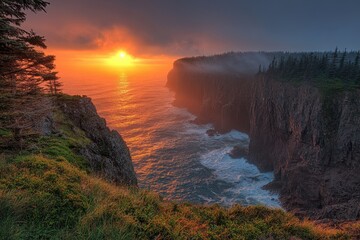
[25,0,360,55]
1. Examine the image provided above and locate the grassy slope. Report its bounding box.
[0,98,356,240]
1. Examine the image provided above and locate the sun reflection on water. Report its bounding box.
[118,72,129,95]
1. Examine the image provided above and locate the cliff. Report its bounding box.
[167,56,360,220]
[26,95,137,185]
[167,60,253,133]
[54,95,138,185]
[250,78,360,220]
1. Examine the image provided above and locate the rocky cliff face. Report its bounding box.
[167,60,253,133]
[167,59,360,220]
[56,96,137,186]
[250,78,360,220]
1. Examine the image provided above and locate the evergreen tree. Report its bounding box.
[0,0,60,95]
[262,49,360,89]
[328,47,338,78]
[353,52,360,83]
[0,1,60,146]
[320,54,329,73]
[338,50,347,78]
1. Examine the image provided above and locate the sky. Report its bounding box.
[25,0,360,57]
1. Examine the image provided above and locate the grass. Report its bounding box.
[0,153,350,240]
[0,128,12,138]
[28,131,90,171]
[10,107,92,171]
[274,74,360,95]
[0,155,88,239]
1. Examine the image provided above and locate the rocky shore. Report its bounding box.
[167,55,360,220]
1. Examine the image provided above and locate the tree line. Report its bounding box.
[260,49,360,88]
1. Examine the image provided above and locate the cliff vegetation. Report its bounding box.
[260,49,360,94]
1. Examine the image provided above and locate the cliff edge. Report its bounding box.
[167,55,360,220]
[50,96,137,185]
[250,77,360,220]
[55,95,137,185]
[22,95,137,186]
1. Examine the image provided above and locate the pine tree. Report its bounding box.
[338,50,347,78]
[0,1,61,146]
[320,54,329,73]
[328,47,338,78]
[262,50,359,89]
[355,52,360,84]
[0,0,60,96]
[355,52,360,67]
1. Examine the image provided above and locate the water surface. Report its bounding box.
[61,62,280,207]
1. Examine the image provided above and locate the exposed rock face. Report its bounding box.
[167,58,360,220]
[56,96,137,186]
[167,60,252,133]
[229,144,249,159]
[250,78,360,220]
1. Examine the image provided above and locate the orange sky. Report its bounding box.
[46,48,175,89]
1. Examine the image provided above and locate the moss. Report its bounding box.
[16,106,92,170]
[0,128,13,150]
[52,108,91,146]
[35,136,90,170]
[55,94,85,102]
[0,128,12,137]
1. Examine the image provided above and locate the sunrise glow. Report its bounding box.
[105,50,135,68]
[119,51,126,58]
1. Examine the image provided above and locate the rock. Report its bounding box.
[262,180,282,194]
[206,129,219,137]
[167,55,360,220]
[190,117,208,125]
[167,60,253,133]
[229,144,248,159]
[250,77,360,220]
[56,96,137,186]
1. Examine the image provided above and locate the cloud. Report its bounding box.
[25,0,360,56]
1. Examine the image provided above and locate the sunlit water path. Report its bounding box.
[61,63,280,207]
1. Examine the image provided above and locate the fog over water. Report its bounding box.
[61,64,280,208]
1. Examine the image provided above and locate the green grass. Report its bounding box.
[15,107,92,171]
[0,128,13,149]
[0,128,12,138]
[0,143,352,240]
[0,155,88,239]
[34,136,90,170]
[280,75,359,95]
[0,153,350,240]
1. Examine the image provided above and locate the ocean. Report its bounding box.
[61,62,280,208]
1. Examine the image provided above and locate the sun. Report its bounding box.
[119,51,126,59]
[106,50,135,68]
